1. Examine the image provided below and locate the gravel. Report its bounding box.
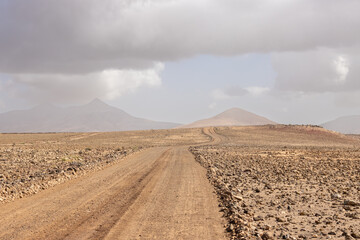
[190,145,360,240]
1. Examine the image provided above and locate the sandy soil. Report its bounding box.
[0,128,225,240]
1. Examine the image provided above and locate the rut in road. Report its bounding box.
[62,149,171,240]
[0,144,226,239]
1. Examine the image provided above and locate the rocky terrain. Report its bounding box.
[1,125,359,239]
[0,144,138,202]
[0,128,208,203]
[190,126,360,239]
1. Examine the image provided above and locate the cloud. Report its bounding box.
[100,62,163,99]
[333,56,349,84]
[211,89,231,100]
[212,85,270,100]
[3,62,163,104]
[334,91,360,108]
[0,0,359,74]
[244,87,270,96]
[208,102,217,109]
[0,98,4,109]
[223,86,248,97]
[272,48,360,93]
[0,0,360,106]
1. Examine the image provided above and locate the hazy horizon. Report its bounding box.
[1,1,360,125]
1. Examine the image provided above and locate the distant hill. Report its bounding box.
[321,115,360,134]
[0,99,179,133]
[179,107,276,128]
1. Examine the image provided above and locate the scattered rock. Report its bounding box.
[344,200,360,206]
[0,144,139,202]
[261,232,273,240]
[254,215,264,221]
[331,193,342,199]
[190,139,360,240]
[351,232,360,239]
[233,194,243,201]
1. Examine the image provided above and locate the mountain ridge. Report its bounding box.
[321,115,360,134]
[179,107,276,128]
[0,99,179,133]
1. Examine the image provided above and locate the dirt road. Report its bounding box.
[0,133,226,239]
[202,127,227,144]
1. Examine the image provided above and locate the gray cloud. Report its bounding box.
[1,0,359,74]
[1,0,360,110]
[212,86,270,101]
[0,63,163,104]
[272,47,360,92]
[223,86,248,97]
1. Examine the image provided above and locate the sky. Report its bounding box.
[0,0,360,124]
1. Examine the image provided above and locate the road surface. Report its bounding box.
[0,128,226,239]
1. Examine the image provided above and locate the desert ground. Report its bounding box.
[0,126,359,239]
[192,126,360,240]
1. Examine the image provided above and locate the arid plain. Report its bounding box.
[0,126,359,239]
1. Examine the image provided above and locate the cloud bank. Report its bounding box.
[0,0,360,104]
[2,63,163,104]
[272,47,360,93]
[1,0,359,73]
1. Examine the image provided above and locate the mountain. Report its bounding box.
[179,107,276,128]
[321,115,360,134]
[0,99,179,133]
